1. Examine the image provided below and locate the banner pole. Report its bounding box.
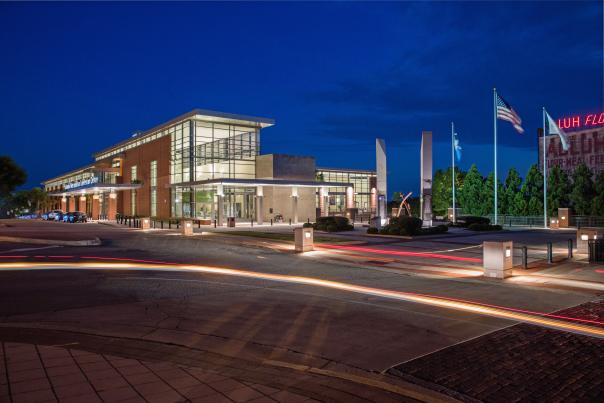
[543,107,547,229]
[451,121,456,223]
[493,88,498,225]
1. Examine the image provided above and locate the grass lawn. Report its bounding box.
[215,230,346,243]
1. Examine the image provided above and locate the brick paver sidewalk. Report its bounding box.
[389,300,604,402]
[0,342,318,403]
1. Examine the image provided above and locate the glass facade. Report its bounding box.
[171,119,259,218]
[316,169,376,214]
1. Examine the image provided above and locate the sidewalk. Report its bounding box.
[0,342,319,403]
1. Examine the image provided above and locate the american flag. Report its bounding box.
[496,93,524,134]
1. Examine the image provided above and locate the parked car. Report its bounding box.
[70,211,88,223]
[43,210,64,220]
[63,211,87,223]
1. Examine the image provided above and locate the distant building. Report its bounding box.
[43,109,386,223]
[539,111,604,176]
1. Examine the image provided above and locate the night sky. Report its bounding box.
[1,1,602,196]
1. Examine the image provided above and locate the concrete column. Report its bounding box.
[91,195,100,220]
[320,187,329,217]
[291,187,299,224]
[68,196,75,212]
[108,193,117,220]
[216,184,224,226]
[483,241,513,279]
[61,197,67,212]
[370,187,377,214]
[256,186,264,225]
[558,208,570,228]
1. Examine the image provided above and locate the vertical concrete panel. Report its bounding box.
[420,131,433,224]
[376,139,387,218]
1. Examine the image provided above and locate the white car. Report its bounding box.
[45,210,65,221]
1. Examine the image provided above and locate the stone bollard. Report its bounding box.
[141,217,151,230]
[483,241,513,279]
[576,228,604,253]
[294,227,313,253]
[182,220,194,236]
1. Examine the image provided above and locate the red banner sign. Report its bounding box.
[557,112,604,130]
[540,128,604,175]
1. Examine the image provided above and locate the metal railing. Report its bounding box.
[513,238,575,268]
[570,215,604,228]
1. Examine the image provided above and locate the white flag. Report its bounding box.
[546,110,569,151]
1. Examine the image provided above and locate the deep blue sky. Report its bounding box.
[1,1,602,196]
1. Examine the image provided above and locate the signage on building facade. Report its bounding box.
[64,176,99,190]
[539,127,604,175]
[556,112,604,130]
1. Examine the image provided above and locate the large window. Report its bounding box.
[316,169,376,213]
[150,161,157,216]
[131,165,137,182]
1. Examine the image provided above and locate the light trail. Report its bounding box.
[317,244,482,263]
[0,260,603,338]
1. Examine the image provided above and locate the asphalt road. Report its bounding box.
[0,220,601,402]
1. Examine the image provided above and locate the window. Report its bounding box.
[150,161,157,187]
[151,189,157,217]
[131,191,136,216]
[150,161,157,216]
[131,165,137,182]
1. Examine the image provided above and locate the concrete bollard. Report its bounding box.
[576,228,604,253]
[182,220,194,236]
[294,227,313,253]
[483,241,513,279]
[141,217,151,230]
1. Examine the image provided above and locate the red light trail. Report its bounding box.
[318,244,482,263]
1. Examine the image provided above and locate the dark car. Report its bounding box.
[65,211,87,223]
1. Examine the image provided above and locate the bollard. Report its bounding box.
[214,219,217,228]
[568,238,573,258]
[307,218,310,224]
[169,221,172,229]
[198,220,201,228]
[289,218,292,225]
[161,221,164,229]
[270,219,273,226]
[522,246,528,268]
[547,242,553,264]
[251,218,253,227]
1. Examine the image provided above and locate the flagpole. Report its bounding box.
[493,88,498,225]
[451,121,456,223]
[543,107,547,229]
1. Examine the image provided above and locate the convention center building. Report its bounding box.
[43,109,387,224]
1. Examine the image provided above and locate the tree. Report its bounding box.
[546,165,570,216]
[391,192,403,204]
[0,156,26,198]
[432,167,465,217]
[502,168,522,215]
[458,164,483,215]
[0,156,27,218]
[522,164,543,215]
[482,172,503,216]
[569,162,594,215]
[510,191,527,216]
[591,170,604,216]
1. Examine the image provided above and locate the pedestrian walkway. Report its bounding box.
[0,342,319,403]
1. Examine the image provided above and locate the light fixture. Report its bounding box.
[581,234,588,241]
[561,216,566,220]
[505,247,511,258]
[305,232,311,239]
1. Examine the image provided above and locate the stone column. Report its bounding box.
[108,193,117,220]
[320,187,329,217]
[61,197,67,212]
[216,184,224,226]
[558,208,570,228]
[291,186,299,224]
[91,195,100,220]
[68,196,76,212]
[256,186,264,225]
[370,187,377,214]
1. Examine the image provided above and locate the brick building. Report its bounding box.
[44,109,386,223]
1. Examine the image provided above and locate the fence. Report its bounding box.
[482,214,604,228]
[570,215,604,228]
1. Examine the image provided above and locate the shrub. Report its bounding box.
[379,228,389,235]
[367,227,378,234]
[468,223,502,231]
[382,216,423,236]
[459,216,490,227]
[302,222,313,228]
[313,216,354,232]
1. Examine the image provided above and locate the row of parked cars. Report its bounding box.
[42,210,88,223]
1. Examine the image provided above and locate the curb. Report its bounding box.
[0,236,102,246]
